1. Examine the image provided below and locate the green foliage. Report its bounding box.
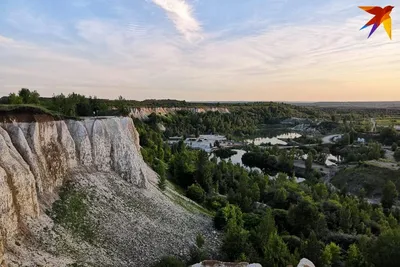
[151,256,185,267]
[263,231,292,267]
[305,152,313,173]
[196,233,205,249]
[222,219,250,261]
[187,184,206,203]
[339,142,383,163]
[18,88,40,104]
[8,93,23,104]
[213,149,237,159]
[346,244,365,267]
[214,204,243,230]
[370,229,400,267]
[392,142,398,152]
[394,148,400,162]
[161,103,318,138]
[321,242,341,267]
[381,180,398,209]
[113,107,400,267]
[49,182,96,243]
[49,93,110,117]
[380,126,398,145]
[155,161,167,191]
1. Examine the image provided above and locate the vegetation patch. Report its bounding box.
[213,149,237,159]
[331,165,400,197]
[48,182,97,243]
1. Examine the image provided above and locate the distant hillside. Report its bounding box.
[293,101,400,109]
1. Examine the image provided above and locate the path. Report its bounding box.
[370,118,376,132]
[321,134,342,144]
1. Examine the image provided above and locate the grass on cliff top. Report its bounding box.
[0,104,80,120]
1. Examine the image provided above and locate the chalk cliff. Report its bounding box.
[0,117,154,263]
[0,116,220,266]
[129,107,230,120]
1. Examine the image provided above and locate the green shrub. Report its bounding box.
[187,184,206,203]
[48,182,96,243]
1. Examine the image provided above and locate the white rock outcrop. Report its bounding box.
[129,107,230,120]
[191,261,262,267]
[297,258,316,267]
[0,117,153,255]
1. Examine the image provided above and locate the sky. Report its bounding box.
[0,0,399,101]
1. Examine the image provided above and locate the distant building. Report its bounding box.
[356,137,366,144]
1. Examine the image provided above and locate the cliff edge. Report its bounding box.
[0,116,220,266]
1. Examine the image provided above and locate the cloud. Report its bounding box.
[1,1,400,101]
[150,0,203,42]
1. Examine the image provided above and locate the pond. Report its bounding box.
[210,149,262,172]
[211,149,306,183]
[245,132,302,146]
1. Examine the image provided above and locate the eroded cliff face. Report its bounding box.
[130,107,230,120]
[0,117,152,259]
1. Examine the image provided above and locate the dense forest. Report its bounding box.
[135,117,400,267]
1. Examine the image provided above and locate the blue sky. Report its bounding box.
[0,0,399,101]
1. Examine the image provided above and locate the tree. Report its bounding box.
[263,231,292,267]
[394,148,400,162]
[392,142,398,152]
[155,161,167,191]
[8,93,23,104]
[346,244,365,267]
[116,95,129,116]
[370,229,400,267]
[195,150,213,193]
[305,152,313,173]
[302,231,323,266]
[187,184,206,203]
[341,133,350,145]
[18,88,40,104]
[214,204,243,230]
[221,219,249,261]
[253,209,277,253]
[288,199,319,236]
[322,242,341,267]
[381,180,398,209]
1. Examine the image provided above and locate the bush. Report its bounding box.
[394,148,400,162]
[213,149,237,159]
[152,256,185,267]
[187,184,206,203]
[214,209,227,230]
[205,195,228,211]
[392,142,398,151]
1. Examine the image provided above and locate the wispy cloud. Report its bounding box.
[1,0,400,101]
[150,0,203,42]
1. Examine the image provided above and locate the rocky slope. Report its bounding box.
[0,116,220,266]
[129,107,230,120]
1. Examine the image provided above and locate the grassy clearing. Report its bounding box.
[331,164,400,197]
[47,182,97,243]
[164,180,214,217]
[376,116,400,127]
